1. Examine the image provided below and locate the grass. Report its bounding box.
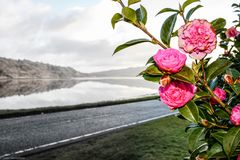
[26,115,189,160]
[0,95,159,119]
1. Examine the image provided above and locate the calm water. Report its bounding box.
[0,78,158,110]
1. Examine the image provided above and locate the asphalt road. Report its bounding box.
[0,100,172,156]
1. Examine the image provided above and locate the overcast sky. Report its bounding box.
[0,0,237,73]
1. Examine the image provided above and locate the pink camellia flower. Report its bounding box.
[178,19,217,60]
[237,154,240,160]
[210,87,226,105]
[159,80,195,110]
[153,48,186,73]
[226,26,240,38]
[230,104,240,126]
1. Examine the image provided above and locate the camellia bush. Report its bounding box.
[111,0,240,159]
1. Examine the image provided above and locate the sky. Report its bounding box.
[0,0,237,73]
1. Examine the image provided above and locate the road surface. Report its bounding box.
[0,100,172,157]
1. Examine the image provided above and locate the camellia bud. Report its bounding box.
[226,26,240,38]
[159,75,171,87]
[201,119,209,127]
[224,74,234,85]
[195,155,207,160]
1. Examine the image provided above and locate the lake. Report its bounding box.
[0,78,158,110]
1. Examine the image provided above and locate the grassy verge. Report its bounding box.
[26,115,189,160]
[0,95,159,119]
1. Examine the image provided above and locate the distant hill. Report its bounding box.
[0,57,86,79]
[88,67,145,77]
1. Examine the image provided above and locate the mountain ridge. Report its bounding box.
[0,57,145,79]
[0,57,86,79]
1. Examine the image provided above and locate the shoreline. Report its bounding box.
[0,95,160,119]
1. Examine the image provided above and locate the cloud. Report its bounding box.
[0,0,237,72]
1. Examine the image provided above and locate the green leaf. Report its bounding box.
[171,30,178,37]
[160,13,178,46]
[142,74,160,83]
[208,143,223,158]
[122,7,137,23]
[190,143,208,160]
[223,127,240,158]
[171,66,195,83]
[205,58,233,81]
[145,56,154,65]
[113,38,151,54]
[188,127,207,151]
[143,64,163,76]
[186,5,203,20]
[226,68,240,79]
[182,0,200,11]
[212,130,227,144]
[111,13,123,29]
[128,0,140,6]
[215,109,230,119]
[193,91,211,101]
[136,5,147,25]
[156,8,179,16]
[231,84,240,95]
[209,77,218,90]
[179,101,199,124]
[211,18,226,34]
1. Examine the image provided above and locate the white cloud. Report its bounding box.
[0,0,237,72]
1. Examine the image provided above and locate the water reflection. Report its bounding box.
[0,79,79,98]
[0,78,158,110]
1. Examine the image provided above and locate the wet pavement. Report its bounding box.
[0,100,172,156]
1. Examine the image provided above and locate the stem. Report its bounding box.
[116,1,168,49]
[193,63,231,115]
[179,12,187,24]
[138,25,168,49]
[200,60,206,82]
[204,83,231,114]
[210,122,228,129]
[117,0,125,7]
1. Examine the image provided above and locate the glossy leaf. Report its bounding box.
[223,127,240,158]
[209,77,218,90]
[160,13,178,46]
[186,5,203,20]
[182,0,200,11]
[113,38,151,54]
[190,143,208,160]
[211,130,227,144]
[205,58,233,81]
[122,7,137,23]
[171,66,195,83]
[208,143,223,158]
[200,103,214,116]
[185,123,199,132]
[145,56,154,65]
[188,127,207,151]
[226,68,240,79]
[142,74,161,83]
[193,91,211,101]
[179,101,199,124]
[211,18,226,34]
[215,109,230,119]
[111,13,123,29]
[128,0,140,6]
[143,64,163,76]
[156,8,179,16]
[231,84,240,95]
[136,5,147,25]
